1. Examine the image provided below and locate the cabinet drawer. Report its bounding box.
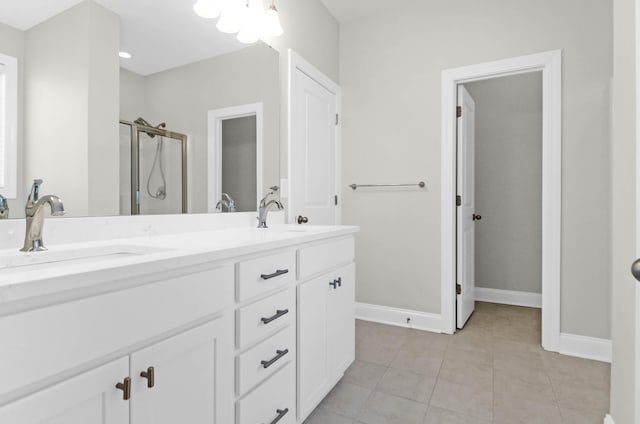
[236,364,295,424]
[298,237,355,280]
[0,265,234,397]
[236,289,294,348]
[236,326,294,395]
[237,250,295,301]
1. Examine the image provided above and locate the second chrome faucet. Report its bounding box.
[21,179,64,252]
[257,187,283,228]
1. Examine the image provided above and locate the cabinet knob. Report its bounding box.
[140,366,155,388]
[115,377,131,400]
[297,216,309,224]
[270,408,289,424]
[330,278,342,289]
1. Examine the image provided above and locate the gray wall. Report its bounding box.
[340,0,612,339]
[222,116,257,212]
[0,22,24,217]
[610,0,636,420]
[24,0,119,217]
[466,73,542,294]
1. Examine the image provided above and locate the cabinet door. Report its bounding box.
[0,358,129,424]
[130,315,233,424]
[297,274,330,421]
[327,263,356,378]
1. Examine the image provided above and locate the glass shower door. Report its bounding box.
[119,120,188,215]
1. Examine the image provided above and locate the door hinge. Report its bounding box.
[456,106,462,118]
[456,284,462,295]
[335,113,339,125]
[456,195,461,206]
[334,195,338,206]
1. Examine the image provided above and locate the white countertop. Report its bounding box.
[0,224,358,308]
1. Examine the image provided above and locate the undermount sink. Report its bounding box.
[0,244,170,273]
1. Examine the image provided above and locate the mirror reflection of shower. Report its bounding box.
[134,118,168,201]
[119,118,188,215]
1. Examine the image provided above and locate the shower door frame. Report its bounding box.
[120,120,188,215]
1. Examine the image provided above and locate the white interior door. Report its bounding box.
[289,52,340,225]
[456,85,477,329]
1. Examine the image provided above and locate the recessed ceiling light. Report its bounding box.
[119,51,133,59]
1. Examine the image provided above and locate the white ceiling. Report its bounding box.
[318,0,400,23]
[0,0,250,76]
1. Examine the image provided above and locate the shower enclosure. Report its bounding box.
[119,119,188,215]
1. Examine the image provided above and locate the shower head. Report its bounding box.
[134,117,152,127]
[134,118,167,138]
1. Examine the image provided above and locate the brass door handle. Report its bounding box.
[115,377,131,400]
[140,366,155,388]
[472,213,482,221]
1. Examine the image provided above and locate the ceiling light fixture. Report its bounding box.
[193,0,222,19]
[194,0,284,44]
[119,51,133,59]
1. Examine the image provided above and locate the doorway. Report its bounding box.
[441,50,562,352]
[456,73,543,331]
[207,103,263,213]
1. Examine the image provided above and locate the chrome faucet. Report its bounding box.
[20,179,64,252]
[215,193,237,213]
[257,186,283,228]
[0,193,8,219]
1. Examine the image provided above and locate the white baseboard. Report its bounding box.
[475,287,542,308]
[603,414,614,424]
[559,333,612,363]
[355,302,442,333]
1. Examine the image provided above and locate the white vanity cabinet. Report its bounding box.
[297,237,356,422]
[0,264,235,424]
[130,316,233,424]
[0,358,130,424]
[235,249,297,424]
[0,226,358,424]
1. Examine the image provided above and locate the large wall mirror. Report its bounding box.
[0,0,280,219]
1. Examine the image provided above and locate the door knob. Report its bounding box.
[631,258,640,282]
[472,214,482,221]
[297,216,309,224]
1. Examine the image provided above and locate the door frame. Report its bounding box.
[635,0,640,415]
[207,102,263,212]
[287,49,342,224]
[440,50,562,352]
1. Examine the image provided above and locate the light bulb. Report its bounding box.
[237,26,260,43]
[262,4,283,37]
[237,0,264,43]
[193,0,221,19]
[217,0,246,33]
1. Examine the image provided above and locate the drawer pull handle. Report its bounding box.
[261,309,289,324]
[140,366,155,388]
[115,377,131,400]
[261,349,289,369]
[260,269,289,280]
[270,408,289,424]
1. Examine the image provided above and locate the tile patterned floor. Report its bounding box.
[304,302,611,424]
